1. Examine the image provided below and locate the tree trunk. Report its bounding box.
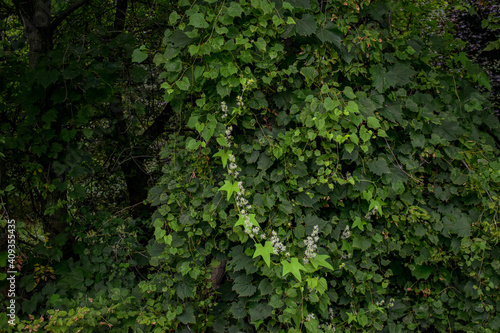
[14,0,53,67]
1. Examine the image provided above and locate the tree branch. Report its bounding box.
[50,0,90,31]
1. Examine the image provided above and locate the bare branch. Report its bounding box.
[50,0,90,31]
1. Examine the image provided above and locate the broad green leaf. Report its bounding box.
[189,13,209,28]
[412,264,434,280]
[178,304,195,324]
[227,2,243,17]
[176,77,190,90]
[316,22,341,48]
[352,217,366,231]
[300,66,318,82]
[296,14,316,36]
[368,157,390,176]
[219,180,240,200]
[282,257,306,282]
[213,149,232,167]
[367,117,380,129]
[309,254,334,271]
[255,37,266,51]
[233,275,257,296]
[253,241,274,267]
[235,213,259,228]
[343,86,356,99]
[132,48,147,63]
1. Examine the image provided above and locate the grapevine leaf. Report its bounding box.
[235,213,259,228]
[282,257,306,282]
[213,149,232,168]
[309,254,334,271]
[253,241,274,267]
[218,180,240,200]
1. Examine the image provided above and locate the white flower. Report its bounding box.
[341,225,351,240]
[271,231,286,254]
[304,225,319,262]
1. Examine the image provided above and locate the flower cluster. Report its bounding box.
[221,101,228,119]
[236,95,244,108]
[220,99,261,239]
[364,206,378,220]
[305,313,316,321]
[341,225,351,240]
[271,230,286,254]
[227,153,239,177]
[225,125,234,148]
[303,225,319,264]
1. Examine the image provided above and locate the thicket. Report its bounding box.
[1,0,500,332]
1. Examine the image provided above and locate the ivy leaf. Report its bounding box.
[316,22,341,48]
[178,304,196,324]
[233,274,257,297]
[300,66,318,82]
[343,86,356,99]
[309,254,334,271]
[176,76,190,91]
[386,62,416,88]
[189,13,209,28]
[412,264,434,280]
[253,241,274,267]
[132,48,147,63]
[213,149,232,168]
[282,257,306,282]
[235,213,259,228]
[219,180,240,200]
[295,14,317,36]
[352,217,366,231]
[316,277,327,295]
[367,116,380,129]
[368,157,390,176]
[227,2,243,17]
[254,37,266,51]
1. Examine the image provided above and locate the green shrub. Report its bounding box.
[147,0,500,332]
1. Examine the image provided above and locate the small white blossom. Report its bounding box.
[303,225,319,264]
[341,225,351,240]
[271,231,286,254]
[236,95,244,107]
[305,313,316,321]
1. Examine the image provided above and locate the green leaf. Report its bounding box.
[282,257,306,282]
[227,2,243,17]
[233,274,257,296]
[186,138,201,151]
[352,235,371,251]
[253,241,274,267]
[179,304,196,324]
[309,254,334,271]
[316,277,327,295]
[316,22,341,47]
[176,77,190,91]
[219,180,240,200]
[368,157,390,176]
[367,117,380,129]
[235,213,259,228]
[300,66,318,82]
[324,97,336,111]
[132,48,148,63]
[352,217,366,231]
[189,13,209,28]
[213,149,232,168]
[255,37,266,51]
[295,14,317,36]
[412,264,434,280]
[343,86,356,99]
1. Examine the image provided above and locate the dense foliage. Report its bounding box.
[1,0,500,332]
